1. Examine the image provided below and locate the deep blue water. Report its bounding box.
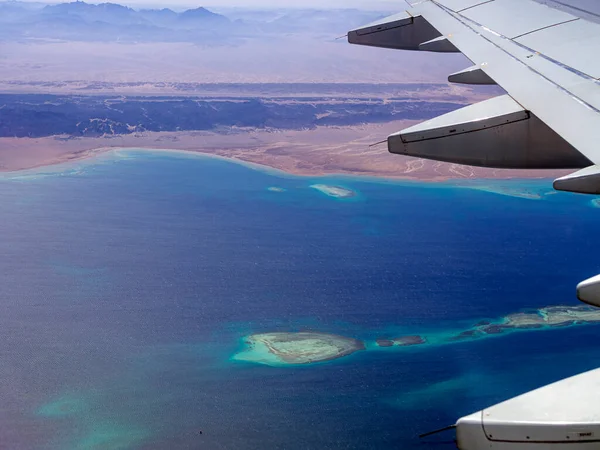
[1,150,600,449]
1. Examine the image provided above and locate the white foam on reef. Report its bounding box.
[120,148,297,179]
[310,184,356,198]
[233,336,285,367]
[0,165,89,181]
[464,184,554,200]
[0,150,123,181]
[0,147,292,182]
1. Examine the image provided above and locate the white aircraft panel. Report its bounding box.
[398,94,525,141]
[457,369,600,449]
[461,0,575,38]
[353,11,412,35]
[516,19,600,79]
[435,0,492,12]
[349,0,600,166]
[348,14,441,50]
[555,165,600,195]
[390,94,588,169]
[482,368,600,442]
[448,65,495,84]
[409,0,600,165]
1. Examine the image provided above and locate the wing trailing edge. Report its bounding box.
[348,2,600,190]
[418,36,460,52]
[347,12,440,50]
[448,66,496,85]
[388,95,591,169]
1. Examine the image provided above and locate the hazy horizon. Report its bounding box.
[6,0,600,16]
[6,0,401,10]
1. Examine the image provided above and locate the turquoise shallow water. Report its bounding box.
[1,150,600,449]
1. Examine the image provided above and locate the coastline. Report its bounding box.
[0,142,564,187]
[0,123,569,183]
[233,305,600,367]
[0,145,560,203]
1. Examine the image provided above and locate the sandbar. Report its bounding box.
[233,332,365,366]
[449,305,600,341]
[465,185,552,200]
[310,184,356,198]
[376,335,426,347]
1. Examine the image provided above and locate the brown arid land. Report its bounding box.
[0,39,469,87]
[0,121,568,181]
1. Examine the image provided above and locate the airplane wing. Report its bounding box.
[348,0,600,195]
[349,3,600,448]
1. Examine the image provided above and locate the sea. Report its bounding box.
[1,149,600,450]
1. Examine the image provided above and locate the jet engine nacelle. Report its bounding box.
[457,368,600,449]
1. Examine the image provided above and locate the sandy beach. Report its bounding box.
[0,121,569,181]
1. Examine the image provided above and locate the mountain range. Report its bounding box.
[0,1,386,42]
[40,2,230,27]
[0,1,235,42]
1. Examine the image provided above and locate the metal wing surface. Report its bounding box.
[348,0,600,194]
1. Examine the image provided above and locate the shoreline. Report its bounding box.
[0,144,560,188]
[233,332,366,366]
[0,124,569,183]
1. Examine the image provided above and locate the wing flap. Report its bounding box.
[348,0,600,186]
[419,36,460,52]
[347,12,440,50]
[388,95,590,169]
[448,65,496,84]
[352,11,413,36]
[398,94,527,143]
[412,0,600,166]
